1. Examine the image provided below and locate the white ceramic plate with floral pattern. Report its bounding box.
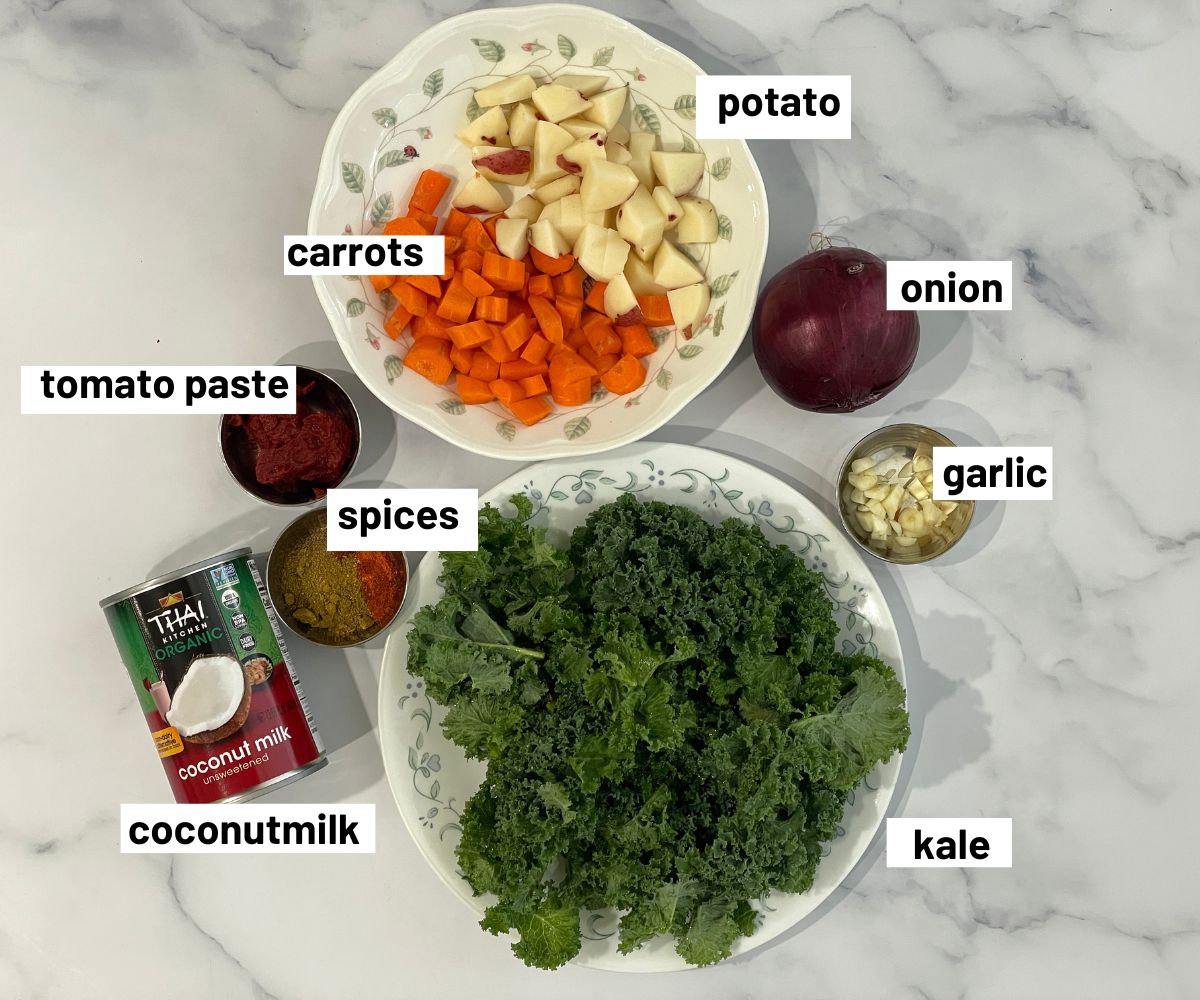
[379,443,905,972]
[310,4,767,460]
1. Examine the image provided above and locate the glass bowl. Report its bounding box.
[836,423,974,565]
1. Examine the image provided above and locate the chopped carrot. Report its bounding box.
[447,320,493,349]
[482,252,525,291]
[482,330,519,363]
[593,352,619,375]
[383,216,428,237]
[585,280,607,312]
[619,323,656,358]
[406,208,438,233]
[499,312,533,351]
[556,295,583,332]
[457,249,483,275]
[413,312,451,340]
[527,274,554,298]
[529,248,575,275]
[584,319,621,356]
[508,395,552,426]
[371,274,397,293]
[518,373,549,396]
[404,338,453,384]
[468,353,500,382]
[499,358,548,380]
[601,354,646,395]
[529,296,563,344]
[475,295,508,324]
[455,374,495,404]
[384,306,412,340]
[461,268,495,298]
[565,329,589,354]
[462,218,497,254]
[482,214,500,247]
[489,378,525,407]
[550,377,591,406]
[435,277,475,323]
[449,345,475,375]
[553,265,585,300]
[637,294,674,327]
[392,282,428,317]
[549,347,597,386]
[442,208,472,237]
[520,334,551,364]
[408,169,453,214]
[404,273,442,298]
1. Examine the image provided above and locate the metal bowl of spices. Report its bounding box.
[266,507,408,646]
[220,366,362,507]
[836,423,974,565]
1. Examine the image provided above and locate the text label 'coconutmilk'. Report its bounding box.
[695,75,851,140]
[326,488,479,552]
[21,366,296,415]
[283,236,445,276]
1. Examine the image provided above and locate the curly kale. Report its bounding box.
[406,493,909,969]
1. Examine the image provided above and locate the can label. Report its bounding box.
[104,553,324,803]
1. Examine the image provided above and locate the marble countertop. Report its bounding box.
[4,0,1198,997]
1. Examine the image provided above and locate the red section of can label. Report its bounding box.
[101,549,326,803]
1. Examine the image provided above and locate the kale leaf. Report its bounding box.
[406,493,909,969]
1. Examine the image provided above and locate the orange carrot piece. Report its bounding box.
[449,345,475,375]
[482,214,500,247]
[403,338,453,384]
[455,374,495,405]
[637,294,673,327]
[619,323,656,358]
[529,247,575,275]
[508,395,552,426]
[408,169,453,214]
[529,296,564,344]
[371,274,397,293]
[601,354,646,395]
[527,274,554,298]
[565,329,590,353]
[585,281,608,312]
[384,306,413,340]
[489,378,526,407]
[499,312,533,352]
[553,265,585,300]
[455,249,481,274]
[481,252,525,292]
[518,374,549,397]
[482,330,519,364]
[462,218,497,254]
[447,320,494,349]
[584,321,621,356]
[435,277,476,323]
[406,208,438,233]
[499,358,548,380]
[405,273,443,298]
[556,295,584,332]
[520,334,551,364]
[549,347,597,386]
[392,281,429,317]
[550,377,592,406]
[383,216,427,237]
[413,312,451,341]
[475,295,509,324]
[440,253,456,282]
[468,353,500,382]
[442,208,472,237]
[460,268,494,298]
[593,352,619,375]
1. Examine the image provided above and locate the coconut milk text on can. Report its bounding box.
[101,549,326,804]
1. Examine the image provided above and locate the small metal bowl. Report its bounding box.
[837,423,974,565]
[265,507,409,647]
[219,366,362,507]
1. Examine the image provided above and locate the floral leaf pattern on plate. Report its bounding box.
[372,107,397,127]
[423,68,444,98]
[673,94,696,118]
[709,156,732,180]
[592,45,614,66]
[341,161,365,193]
[710,271,739,298]
[472,38,505,62]
[558,34,576,58]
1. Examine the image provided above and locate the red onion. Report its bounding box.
[752,245,919,412]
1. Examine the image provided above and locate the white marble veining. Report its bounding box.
[3,0,1199,997]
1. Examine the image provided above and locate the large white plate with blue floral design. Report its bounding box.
[379,443,905,971]
[310,4,767,461]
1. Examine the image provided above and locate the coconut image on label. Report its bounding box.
[166,654,251,744]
